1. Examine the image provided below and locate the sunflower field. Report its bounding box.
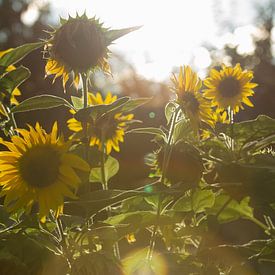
[0,12,275,275]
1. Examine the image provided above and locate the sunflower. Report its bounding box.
[44,13,139,89]
[0,49,21,116]
[67,92,134,154]
[171,65,214,130]
[0,122,89,222]
[203,63,258,114]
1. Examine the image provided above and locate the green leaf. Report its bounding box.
[221,115,275,148]
[75,96,130,122]
[207,195,254,223]
[192,189,215,213]
[173,194,192,212]
[0,66,30,94]
[65,189,145,217]
[0,42,44,67]
[173,189,215,213]
[90,156,119,183]
[11,95,73,113]
[128,127,167,140]
[165,101,177,124]
[105,26,141,44]
[144,195,173,212]
[71,96,83,109]
[106,211,173,228]
[120,97,151,112]
[173,119,194,143]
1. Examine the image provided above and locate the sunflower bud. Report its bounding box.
[157,141,203,185]
[51,17,106,72]
[44,14,140,89]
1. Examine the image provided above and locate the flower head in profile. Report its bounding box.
[171,65,214,130]
[0,122,89,222]
[0,49,21,116]
[67,92,134,154]
[44,13,139,89]
[203,63,258,114]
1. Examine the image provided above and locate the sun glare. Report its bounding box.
[51,0,216,80]
[50,0,253,81]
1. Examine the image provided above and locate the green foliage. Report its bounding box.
[0,66,30,95]
[11,95,73,113]
[0,42,44,68]
[105,26,142,44]
[90,156,119,183]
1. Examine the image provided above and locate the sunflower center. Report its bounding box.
[181,92,200,114]
[218,77,240,98]
[52,19,106,72]
[18,145,60,188]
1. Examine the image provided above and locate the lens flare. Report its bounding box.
[123,249,167,275]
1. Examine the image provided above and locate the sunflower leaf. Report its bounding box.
[0,42,45,67]
[165,101,177,124]
[206,195,254,223]
[220,115,275,150]
[128,127,167,141]
[90,156,119,183]
[65,189,146,217]
[75,96,130,122]
[0,66,30,94]
[105,26,142,44]
[71,96,83,109]
[120,97,151,112]
[11,95,73,113]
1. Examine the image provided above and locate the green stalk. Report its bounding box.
[56,217,72,270]
[100,140,121,259]
[227,106,234,151]
[146,107,181,261]
[2,105,18,136]
[80,73,90,193]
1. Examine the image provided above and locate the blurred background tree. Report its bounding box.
[210,0,275,120]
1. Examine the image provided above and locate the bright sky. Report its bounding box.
[23,0,256,81]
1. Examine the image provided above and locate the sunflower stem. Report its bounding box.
[3,105,18,136]
[81,72,90,192]
[227,106,234,151]
[100,141,121,260]
[146,106,181,262]
[56,217,72,270]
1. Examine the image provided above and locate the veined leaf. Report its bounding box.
[0,66,30,94]
[173,189,215,213]
[11,95,73,113]
[165,101,177,124]
[75,96,130,122]
[0,42,44,67]
[90,156,119,183]
[71,96,83,109]
[128,127,167,140]
[65,189,146,217]
[220,115,275,148]
[120,97,151,112]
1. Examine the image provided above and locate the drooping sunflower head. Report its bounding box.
[44,13,140,89]
[0,49,21,116]
[67,92,134,154]
[0,122,89,222]
[203,63,258,113]
[171,65,214,130]
[156,141,203,185]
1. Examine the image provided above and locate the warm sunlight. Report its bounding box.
[50,0,225,80]
[1,1,275,274]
